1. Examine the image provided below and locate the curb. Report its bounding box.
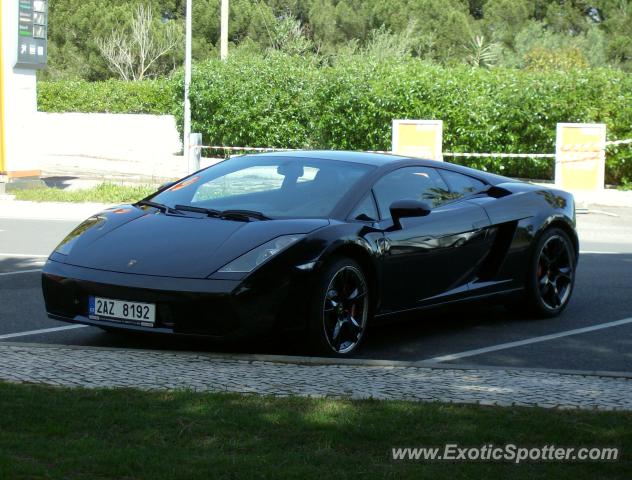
[4,341,632,380]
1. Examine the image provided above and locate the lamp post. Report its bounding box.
[183,0,192,171]
[184,0,229,173]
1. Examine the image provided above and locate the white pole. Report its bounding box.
[220,0,228,60]
[184,0,192,172]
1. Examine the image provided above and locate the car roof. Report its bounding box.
[249,150,410,166]
[246,150,516,185]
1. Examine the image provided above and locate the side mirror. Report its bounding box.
[389,199,431,230]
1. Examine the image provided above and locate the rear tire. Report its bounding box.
[522,227,577,318]
[308,257,370,356]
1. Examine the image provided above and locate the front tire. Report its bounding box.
[524,227,577,318]
[308,257,370,356]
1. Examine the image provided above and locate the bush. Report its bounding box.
[38,79,175,114]
[173,57,632,183]
[172,53,320,149]
[39,58,632,184]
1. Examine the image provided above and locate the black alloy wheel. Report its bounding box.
[309,257,369,355]
[527,227,576,317]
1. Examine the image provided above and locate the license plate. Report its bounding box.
[89,296,156,327]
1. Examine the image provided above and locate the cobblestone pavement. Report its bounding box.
[1,343,631,410]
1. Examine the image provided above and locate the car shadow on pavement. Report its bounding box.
[2,253,632,371]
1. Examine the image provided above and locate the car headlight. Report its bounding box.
[217,234,304,273]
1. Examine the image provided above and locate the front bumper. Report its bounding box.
[42,259,307,338]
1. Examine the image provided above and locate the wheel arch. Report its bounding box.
[538,216,579,261]
[318,242,380,313]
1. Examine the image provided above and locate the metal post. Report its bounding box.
[183,0,192,169]
[0,0,5,174]
[220,0,229,60]
[189,133,202,173]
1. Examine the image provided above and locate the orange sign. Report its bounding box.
[555,123,606,191]
[392,120,443,161]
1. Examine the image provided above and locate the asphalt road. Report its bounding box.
[1,207,632,372]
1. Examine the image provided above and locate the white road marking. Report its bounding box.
[579,251,627,255]
[0,325,88,340]
[0,253,49,258]
[587,209,620,218]
[0,269,43,276]
[424,317,632,363]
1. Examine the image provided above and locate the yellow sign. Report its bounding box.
[392,120,443,161]
[555,123,606,191]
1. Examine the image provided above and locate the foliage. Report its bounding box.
[12,183,157,203]
[481,0,532,50]
[37,79,175,114]
[465,35,500,68]
[173,53,319,148]
[507,21,608,69]
[39,54,632,184]
[524,46,589,71]
[268,15,314,56]
[44,0,632,81]
[169,55,632,183]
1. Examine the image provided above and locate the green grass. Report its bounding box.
[0,382,630,479]
[13,183,157,203]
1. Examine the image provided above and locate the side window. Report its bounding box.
[349,193,378,222]
[373,167,452,219]
[439,170,487,199]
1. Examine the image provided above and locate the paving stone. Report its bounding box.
[0,344,631,410]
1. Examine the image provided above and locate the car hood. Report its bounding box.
[53,205,329,278]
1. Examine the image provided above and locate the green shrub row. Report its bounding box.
[176,57,632,184]
[38,58,632,184]
[37,79,175,115]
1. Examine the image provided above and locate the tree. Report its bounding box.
[596,0,632,70]
[466,35,500,67]
[482,0,532,49]
[97,4,182,80]
[43,0,632,79]
[268,15,314,55]
[508,20,607,69]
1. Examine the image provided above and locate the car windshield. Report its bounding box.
[150,155,375,219]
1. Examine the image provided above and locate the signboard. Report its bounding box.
[555,123,606,191]
[15,0,47,70]
[392,120,443,161]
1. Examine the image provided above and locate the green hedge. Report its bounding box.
[39,58,632,184]
[174,57,632,184]
[38,79,175,115]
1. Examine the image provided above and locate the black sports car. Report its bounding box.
[42,151,578,356]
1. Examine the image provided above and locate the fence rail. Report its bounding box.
[190,138,632,160]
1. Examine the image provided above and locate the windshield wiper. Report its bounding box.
[219,209,272,221]
[174,204,222,217]
[174,205,271,221]
[137,200,183,215]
